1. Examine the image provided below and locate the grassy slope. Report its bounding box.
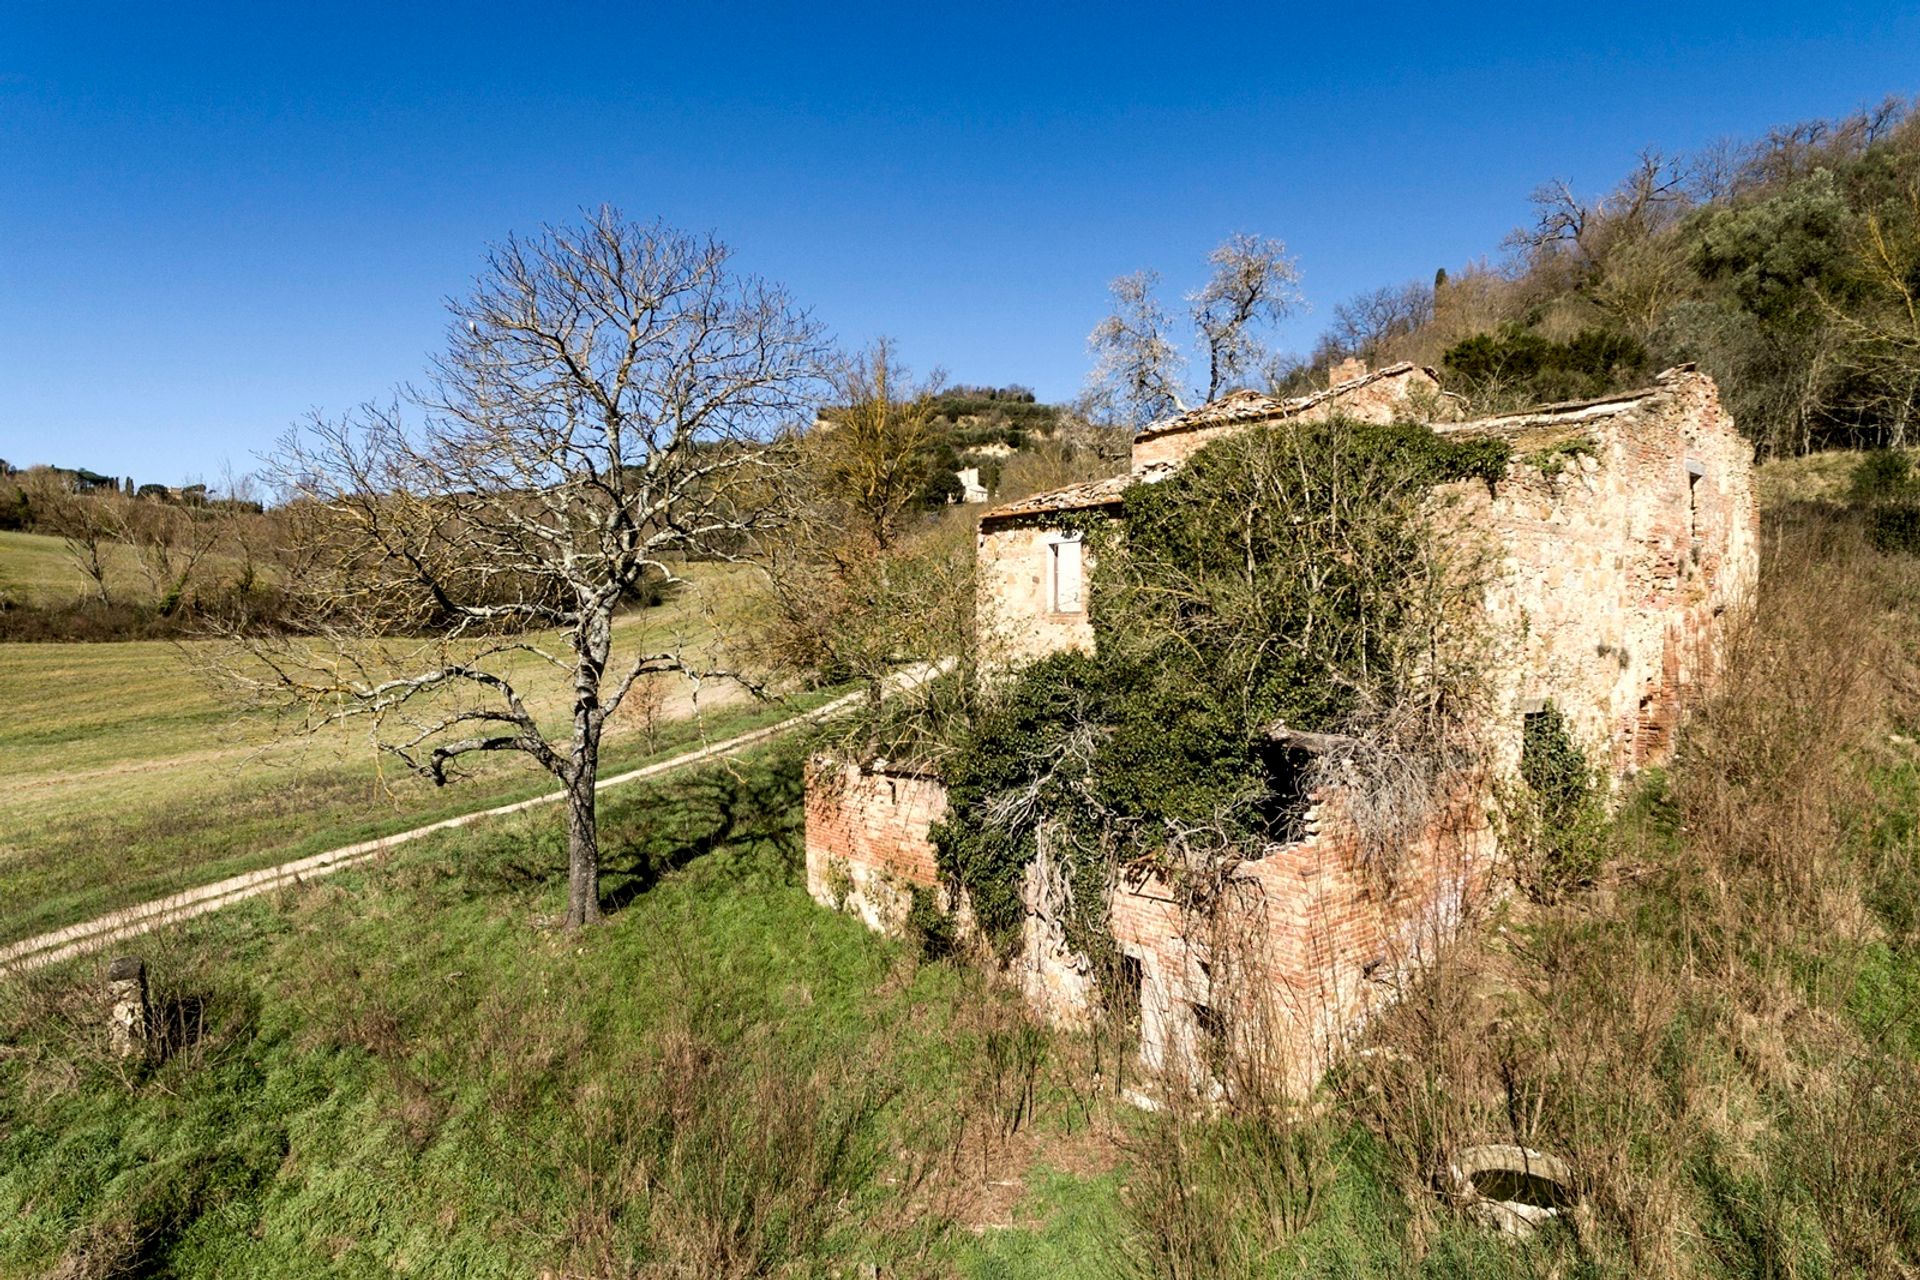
[0,530,118,606]
[0,564,807,943]
[5,458,1919,1277]
[0,750,1114,1277]
[0,746,1674,1279]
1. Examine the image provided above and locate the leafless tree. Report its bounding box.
[22,468,119,605]
[1513,150,1691,269]
[1320,280,1435,365]
[1087,270,1188,429]
[112,497,220,616]
[1087,234,1302,428]
[227,209,831,928]
[1190,233,1302,399]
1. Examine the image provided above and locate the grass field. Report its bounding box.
[5,468,1920,1276]
[0,746,1552,1278]
[0,529,145,608]
[0,562,804,943]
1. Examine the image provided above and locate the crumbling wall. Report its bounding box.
[1450,369,1758,782]
[1106,789,1496,1096]
[1129,365,1440,472]
[975,521,1097,670]
[804,758,948,932]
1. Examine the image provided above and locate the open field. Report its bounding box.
[0,529,150,608]
[0,747,1540,1278]
[0,563,798,942]
[4,465,1919,1277]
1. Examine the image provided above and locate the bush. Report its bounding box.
[1442,324,1650,410]
[1505,701,1608,900]
[1847,451,1920,554]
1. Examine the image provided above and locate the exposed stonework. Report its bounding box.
[804,758,949,933]
[1110,788,1496,1095]
[1128,362,1446,472]
[805,362,1758,1097]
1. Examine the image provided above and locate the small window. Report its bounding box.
[1050,537,1084,614]
[1191,1002,1226,1057]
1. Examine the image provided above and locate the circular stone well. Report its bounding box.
[1445,1144,1581,1238]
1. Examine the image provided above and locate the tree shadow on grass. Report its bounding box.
[598,760,806,914]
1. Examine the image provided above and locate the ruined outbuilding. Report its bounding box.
[805,362,1757,1095]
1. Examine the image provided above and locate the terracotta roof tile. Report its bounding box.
[981,462,1176,524]
[1133,362,1424,443]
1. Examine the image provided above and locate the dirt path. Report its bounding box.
[0,690,865,975]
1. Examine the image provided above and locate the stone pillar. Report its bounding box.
[106,955,151,1061]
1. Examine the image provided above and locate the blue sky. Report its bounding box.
[3,1,1917,485]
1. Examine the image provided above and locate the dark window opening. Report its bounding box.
[1255,742,1315,841]
[1116,954,1144,1028]
[1191,1001,1226,1056]
[1686,460,1706,565]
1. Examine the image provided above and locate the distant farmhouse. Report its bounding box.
[805,361,1758,1095]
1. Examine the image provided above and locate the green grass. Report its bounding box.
[0,564,811,943]
[0,748,1114,1277]
[0,529,148,608]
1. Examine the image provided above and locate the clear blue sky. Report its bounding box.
[3,1,1916,486]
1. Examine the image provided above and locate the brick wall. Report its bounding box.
[804,758,949,933]
[1453,368,1758,783]
[1109,789,1495,1095]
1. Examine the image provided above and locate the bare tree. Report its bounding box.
[113,497,220,616]
[1826,175,1920,446]
[22,468,119,605]
[1319,280,1435,365]
[230,210,830,928]
[1190,233,1301,399]
[1086,270,1188,429]
[1087,236,1301,427]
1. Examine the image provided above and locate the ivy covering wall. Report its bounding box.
[931,418,1511,958]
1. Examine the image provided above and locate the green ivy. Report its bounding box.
[1512,702,1608,899]
[932,417,1510,957]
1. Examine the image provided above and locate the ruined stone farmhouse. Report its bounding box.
[805,361,1758,1095]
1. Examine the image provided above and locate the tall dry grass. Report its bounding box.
[1119,506,1920,1277]
[1345,506,1920,1274]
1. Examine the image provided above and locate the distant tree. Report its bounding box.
[813,339,945,551]
[21,468,119,605]
[226,209,830,928]
[1320,280,1435,365]
[758,345,970,699]
[1826,173,1920,446]
[1086,234,1301,428]
[1190,233,1302,399]
[1086,270,1188,428]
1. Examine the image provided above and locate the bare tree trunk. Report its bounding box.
[564,606,612,928]
[564,760,601,928]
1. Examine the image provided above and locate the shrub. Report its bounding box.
[934,417,1508,956]
[1504,701,1608,900]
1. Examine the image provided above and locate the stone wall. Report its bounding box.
[803,758,949,932]
[1109,789,1496,1096]
[1448,369,1758,782]
[975,521,1100,670]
